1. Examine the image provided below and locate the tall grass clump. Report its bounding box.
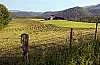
[68,40,100,65]
[26,40,100,65]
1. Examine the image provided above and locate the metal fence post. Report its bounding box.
[21,33,29,65]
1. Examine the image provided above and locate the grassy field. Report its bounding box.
[0,19,99,65]
[0,19,69,50]
[42,20,100,29]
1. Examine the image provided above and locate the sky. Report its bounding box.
[0,0,100,12]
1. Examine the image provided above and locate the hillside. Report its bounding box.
[10,7,91,19]
[9,10,43,18]
[9,4,100,20]
[42,7,92,20]
[88,4,100,16]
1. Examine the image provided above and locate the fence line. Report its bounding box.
[0,28,100,65]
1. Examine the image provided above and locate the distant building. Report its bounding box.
[50,15,55,20]
[45,15,65,20]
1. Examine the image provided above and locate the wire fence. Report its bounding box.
[0,28,100,65]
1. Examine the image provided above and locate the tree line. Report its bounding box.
[68,16,100,23]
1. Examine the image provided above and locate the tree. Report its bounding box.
[0,4,10,27]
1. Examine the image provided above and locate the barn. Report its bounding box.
[45,15,65,20]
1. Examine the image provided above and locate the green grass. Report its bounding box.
[42,20,100,29]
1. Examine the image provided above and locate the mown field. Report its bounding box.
[0,19,100,65]
[42,20,100,29]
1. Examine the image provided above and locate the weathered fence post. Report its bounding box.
[21,33,29,65]
[70,28,73,48]
[95,20,98,40]
[80,32,83,46]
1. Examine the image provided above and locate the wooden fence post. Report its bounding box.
[70,28,73,48]
[95,21,98,40]
[21,33,29,65]
[80,32,83,46]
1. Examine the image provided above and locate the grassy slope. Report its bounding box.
[42,20,100,29]
[0,19,68,55]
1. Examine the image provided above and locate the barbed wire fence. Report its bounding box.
[0,28,100,65]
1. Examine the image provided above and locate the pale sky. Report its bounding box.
[0,0,100,12]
